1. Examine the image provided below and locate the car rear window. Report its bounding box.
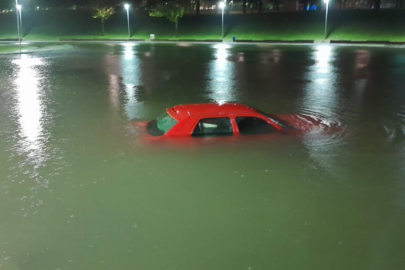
[236,117,277,135]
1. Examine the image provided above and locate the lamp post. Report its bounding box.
[17,5,22,37]
[15,1,20,45]
[219,2,225,39]
[124,4,130,39]
[324,0,329,39]
[16,4,22,50]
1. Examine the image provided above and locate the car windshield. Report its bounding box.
[157,112,178,133]
[147,112,178,136]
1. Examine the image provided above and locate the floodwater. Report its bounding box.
[1,42,405,270]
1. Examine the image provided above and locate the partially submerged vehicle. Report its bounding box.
[132,103,334,139]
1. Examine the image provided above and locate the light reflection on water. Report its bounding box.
[353,50,370,105]
[4,55,58,220]
[13,55,45,156]
[259,49,281,64]
[301,45,338,117]
[108,73,120,114]
[208,43,236,104]
[121,44,143,120]
[11,55,53,193]
[301,45,346,177]
[105,43,145,120]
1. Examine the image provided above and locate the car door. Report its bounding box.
[234,116,279,135]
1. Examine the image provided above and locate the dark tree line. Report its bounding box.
[0,0,402,13]
[0,0,136,8]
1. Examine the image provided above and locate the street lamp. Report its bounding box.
[15,1,20,45]
[17,5,22,35]
[124,4,130,39]
[16,4,22,50]
[219,2,225,39]
[324,0,329,39]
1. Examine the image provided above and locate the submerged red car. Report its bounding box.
[132,103,335,139]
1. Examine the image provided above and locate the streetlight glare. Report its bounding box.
[124,4,131,38]
[324,0,329,3]
[16,4,22,10]
[219,2,225,39]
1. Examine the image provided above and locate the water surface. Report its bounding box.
[1,43,405,270]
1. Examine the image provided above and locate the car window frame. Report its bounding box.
[233,115,281,135]
[191,117,234,137]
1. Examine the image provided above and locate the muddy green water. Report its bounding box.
[1,43,405,270]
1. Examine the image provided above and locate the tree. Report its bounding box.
[243,0,247,14]
[149,2,185,37]
[273,0,279,10]
[258,0,262,13]
[92,6,115,36]
[196,0,200,15]
[374,0,381,9]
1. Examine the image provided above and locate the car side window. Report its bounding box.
[236,117,277,135]
[192,118,233,137]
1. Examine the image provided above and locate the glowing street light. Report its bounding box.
[324,0,329,39]
[16,3,23,50]
[17,5,22,32]
[124,4,130,39]
[219,2,225,39]
[17,5,22,39]
[15,1,21,47]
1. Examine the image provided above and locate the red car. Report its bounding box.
[132,103,335,139]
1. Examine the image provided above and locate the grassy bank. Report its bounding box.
[1,9,405,41]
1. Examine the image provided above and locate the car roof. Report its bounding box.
[169,103,258,120]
